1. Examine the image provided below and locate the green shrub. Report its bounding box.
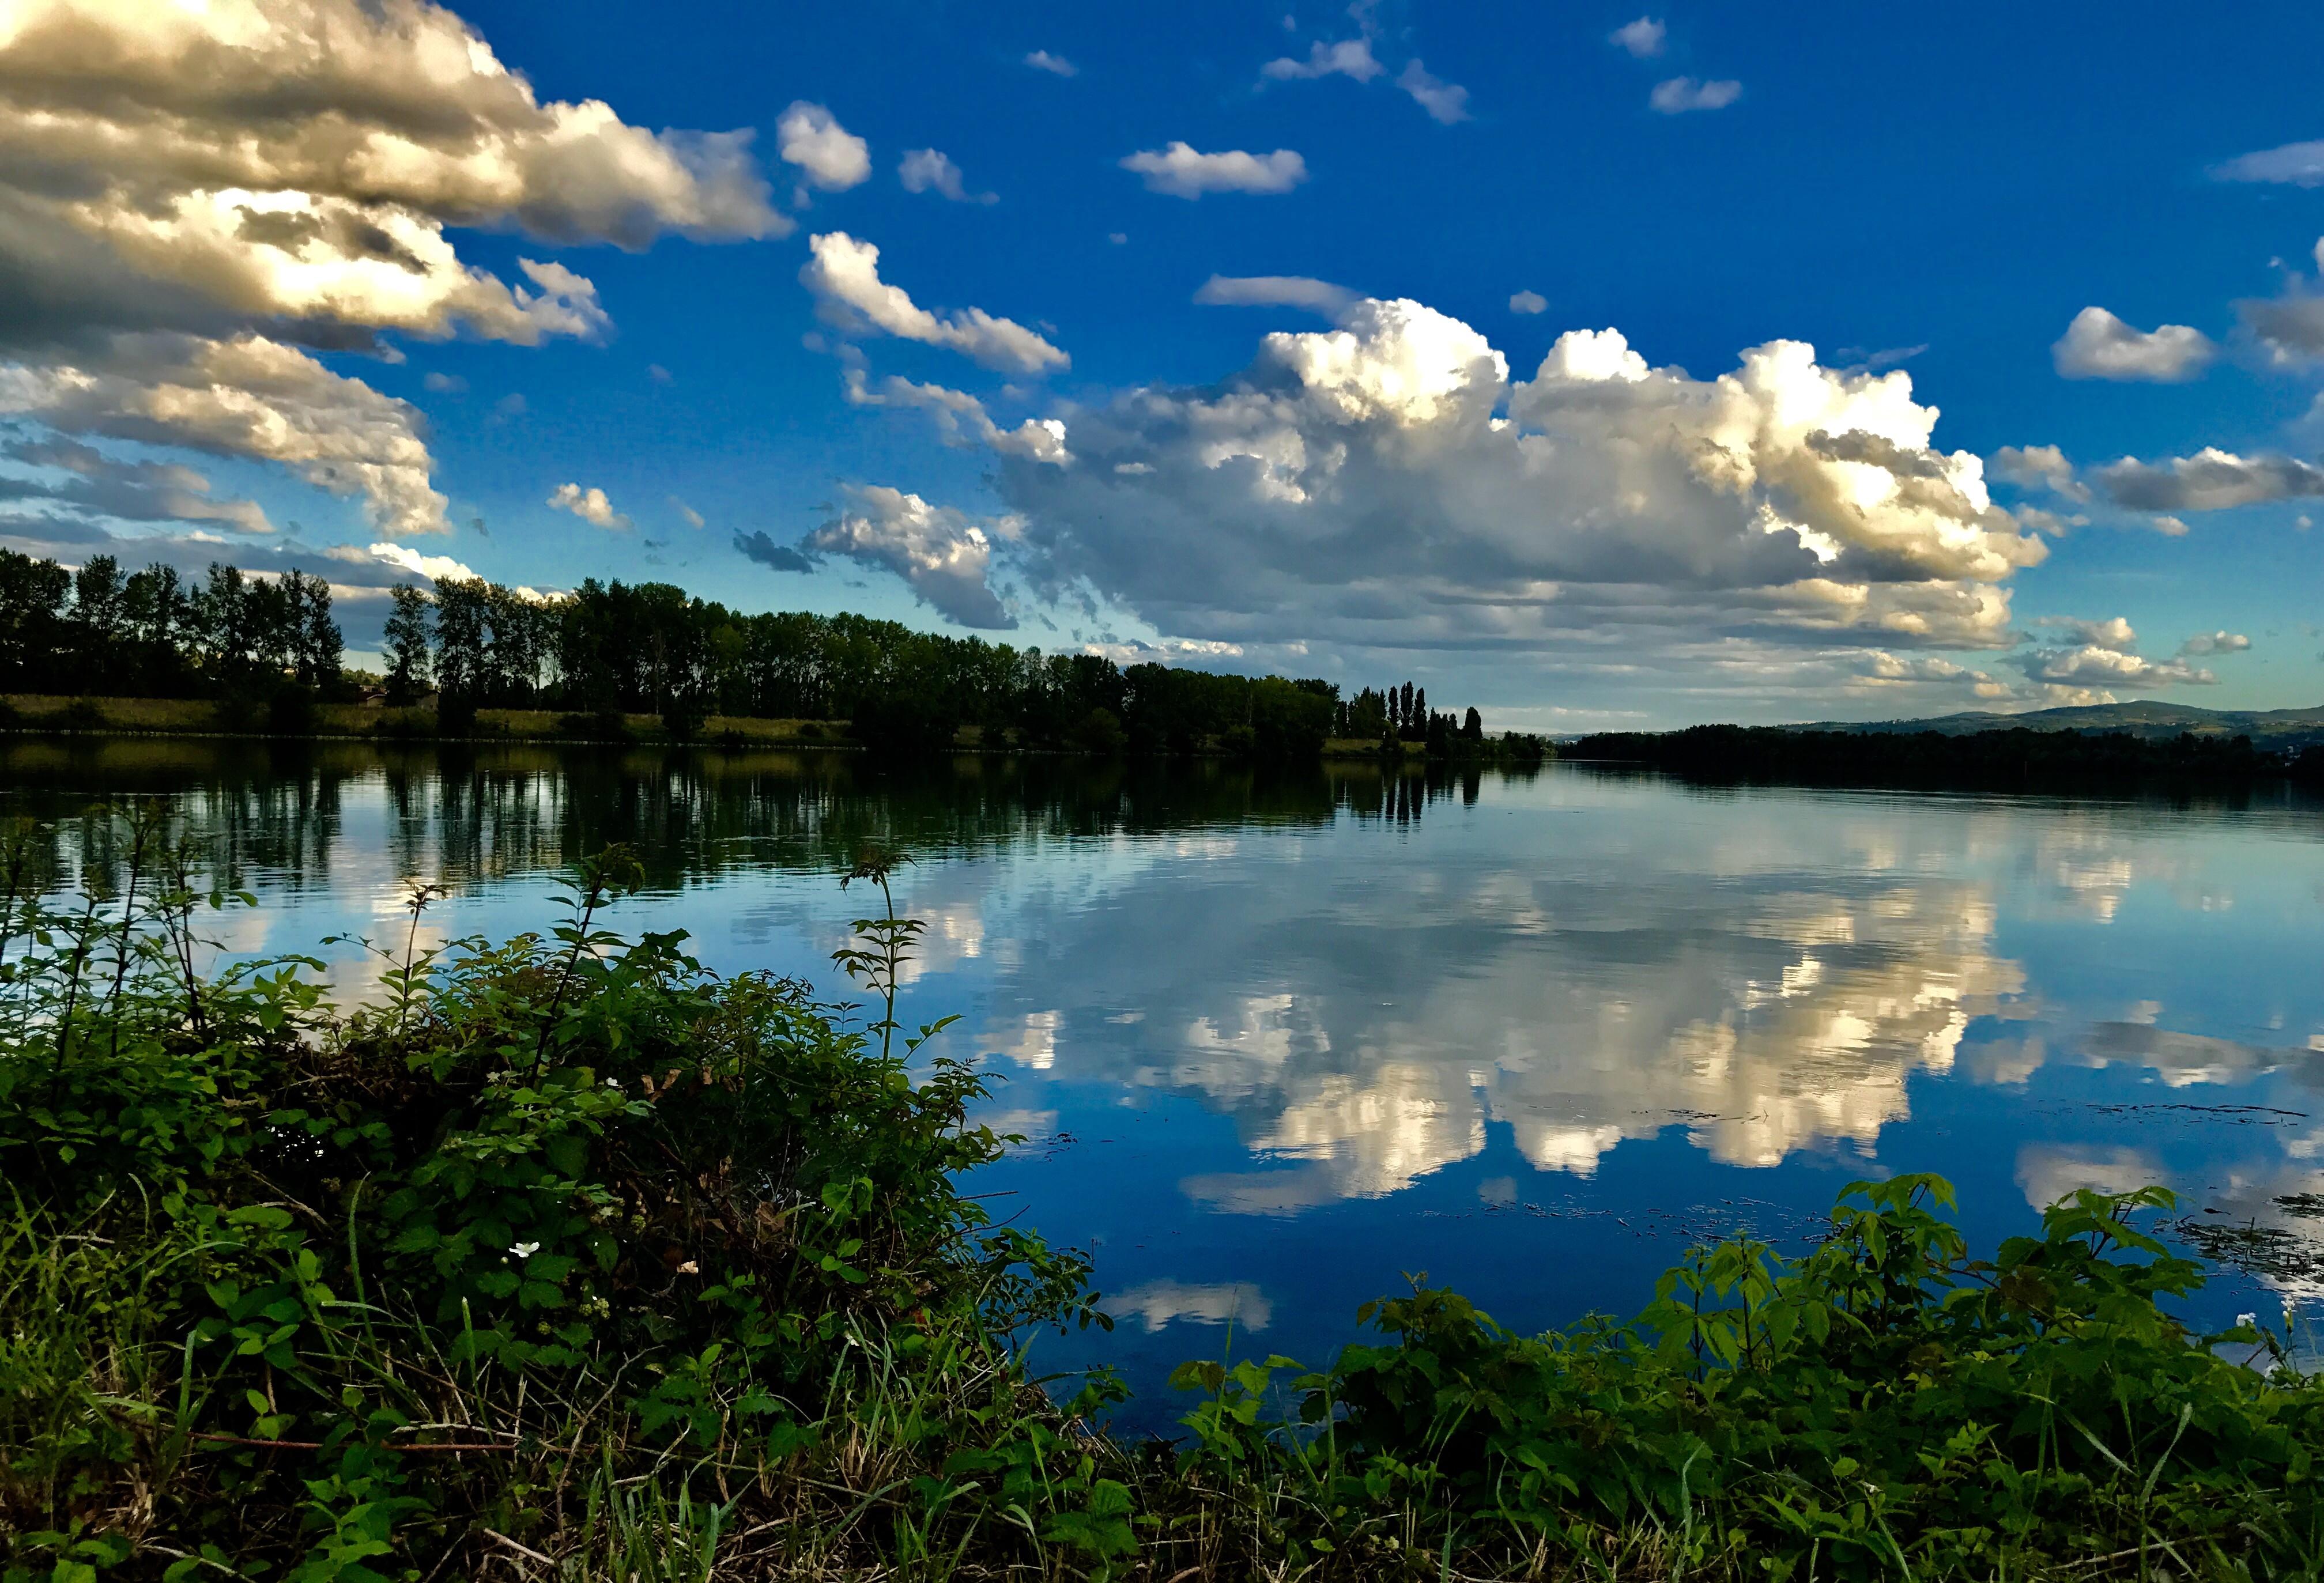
[1163,1177,2324,1580]
[1066,707,1126,757]
[434,690,477,736]
[0,819,1107,1581]
[266,682,316,736]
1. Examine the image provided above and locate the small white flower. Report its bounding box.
[511,1241,541,1260]
[2239,1312,2258,1329]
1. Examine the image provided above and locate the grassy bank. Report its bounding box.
[6,815,2324,1580]
[2,698,1556,765]
[2,694,851,748]
[1320,736,1552,765]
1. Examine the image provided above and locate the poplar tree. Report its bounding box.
[382,585,433,705]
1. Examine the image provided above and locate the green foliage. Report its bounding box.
[0,813,1110,1580]
[1,549,342,705]
[9,810,2324,1580]
[1157,1174,2324,1579]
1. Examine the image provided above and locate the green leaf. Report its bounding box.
[227,1205,294,1231]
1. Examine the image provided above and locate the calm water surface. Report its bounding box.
[8,738,2323,1414]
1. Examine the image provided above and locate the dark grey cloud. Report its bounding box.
[2092,449,2324,512]
[2238,289,2324,366]
[2082,1022,2287,1081]
[0,430,271,532]
[733,530,816,573]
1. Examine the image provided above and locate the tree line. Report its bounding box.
[3,548,1540,758]
[380,575,1352,753]
[1336,682,1500,757]
[1,549,341,701]
[1569,723,2324,788]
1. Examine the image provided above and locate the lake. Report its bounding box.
[7,737,2323,1422]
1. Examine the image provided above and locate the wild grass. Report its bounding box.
[5,808,2324,1580]
[0,696,849,745]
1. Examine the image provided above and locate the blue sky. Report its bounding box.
[2,0,2322,727]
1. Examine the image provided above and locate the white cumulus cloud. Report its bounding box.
[1650,77,1742,113]
[2051,307,2215,381]
[1120,143,1308,198]
[989,299,2046,663]
[357,541,480,583]
[1854,651,2016,700]
[2036,615,2138,651]
[546,482,631,530]
[809,483,1016,628]
[1024,50,1078,77]
[2019,643,2214,689]
[799,232,1067,375]
[0,0,780,537]
[775,101,870,192]
[1509,290,1548,315]
[2178,629,2250,656]
[1609,17,1667,56]
[843,368,1069,464]
[0,334,447,535]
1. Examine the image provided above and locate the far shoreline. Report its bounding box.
[0,693,1545,763]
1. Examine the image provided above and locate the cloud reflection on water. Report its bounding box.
[957,852,2032,1206]
[14,745,2324,1311]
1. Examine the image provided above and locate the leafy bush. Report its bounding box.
[265,682,316,736]
[1163,1177,2324,1579]
[0,817,1109,1581]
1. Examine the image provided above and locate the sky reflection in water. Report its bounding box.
[6,741,2323,1413]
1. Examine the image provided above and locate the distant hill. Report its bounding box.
[1799,701,2324,750]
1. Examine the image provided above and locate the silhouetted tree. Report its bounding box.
[382,585,432,705]
[0,549,70,691]
[69,556,126,683]
[281,571,342,692]
[432,577,489,734]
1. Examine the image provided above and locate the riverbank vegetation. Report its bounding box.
[0,694,850,749]
[7,814,2324,1580]
[1571,724,2324,789]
